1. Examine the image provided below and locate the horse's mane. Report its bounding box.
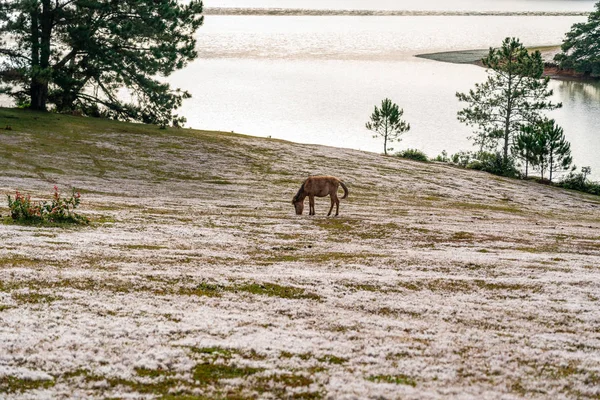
[293,181,306,203]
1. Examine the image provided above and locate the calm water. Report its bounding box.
[171,4,600,178]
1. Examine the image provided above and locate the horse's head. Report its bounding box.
[292,181,306,215]
[292,198,304,215]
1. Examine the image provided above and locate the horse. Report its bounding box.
[292,176,349,216]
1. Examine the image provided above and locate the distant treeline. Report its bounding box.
[204,8,590,17]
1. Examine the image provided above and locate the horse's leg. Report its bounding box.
[309,195,315,215]
[328,195,335,216]
[330,192,340,216]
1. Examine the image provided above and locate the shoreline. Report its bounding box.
[204,7,590,17]
[416,48,599,82]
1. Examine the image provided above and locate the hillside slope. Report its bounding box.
[1,108,599,399]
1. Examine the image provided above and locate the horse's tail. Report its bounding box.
[339,180,349,199]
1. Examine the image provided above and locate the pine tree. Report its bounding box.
[540,119,573,182]
[365,98,410,155]
[0,0,204,126]
[456,37,561,169]
[514,125,539,178]
[554,1,600,77]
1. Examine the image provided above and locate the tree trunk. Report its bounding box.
[384,134,387,155]
[29,1,52,111]
[503,73,513,164]
[29,8,42,110]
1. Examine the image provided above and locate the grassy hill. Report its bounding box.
[1,108,599,399]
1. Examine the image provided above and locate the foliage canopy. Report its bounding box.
[515,119,572,181]
[554,2,600,77]
[0,0,204,126]
[456,37,561,167]
[366,98,410,155]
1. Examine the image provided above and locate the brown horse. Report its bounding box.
[292,176,349,216]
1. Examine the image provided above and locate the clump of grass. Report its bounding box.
[0,376,55,393]
[235,282,321,301]
[254,373,322,399]
[12,292,61,304]
[189,346,234,359]
[122,244,165,250]
[451,231,474,241]
[317,355,347,365]
[367,374,416,387]
[192,363,262,383]
[179,282,224,297]
[344,282,382,292]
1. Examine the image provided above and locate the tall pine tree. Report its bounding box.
[456,37,561,169]
[540,119,573,182]
[0,0,204,126]
[514,125,539,178]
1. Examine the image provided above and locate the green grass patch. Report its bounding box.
[0,376,55,394]
[254,249,376,265]
[0,254,47,269]
[12,292,61,304]
[394,278,540,294]
[206,177,233,185]
[189,346,234,359]
[192,362,262,383]
[343,282,382,292]
[451,231,474,241]
[2,276,322,302]
[235,282,321,301]
[317,355,347,365]
[178,282,225,297]
[314,217,361,232]
[2,216,89,228]
[254,373,323,400]
[367,374,416,387]
[122,244,166,250]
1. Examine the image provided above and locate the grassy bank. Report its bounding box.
[1,108,599,399]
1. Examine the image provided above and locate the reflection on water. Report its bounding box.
[197,15,584,60]
[556,80,600,103]
[550,80,600,179]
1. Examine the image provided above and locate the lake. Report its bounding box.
[170,1,600,178]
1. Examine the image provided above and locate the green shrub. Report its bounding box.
[449,150,519,178]
[451,151,475,167]
[433,150,449,162]
[557,170,600,196]
[395,148,429,162]
[7,186,89,224]
[472,151,519,178]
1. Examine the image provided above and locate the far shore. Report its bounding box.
[416,46,599,82]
